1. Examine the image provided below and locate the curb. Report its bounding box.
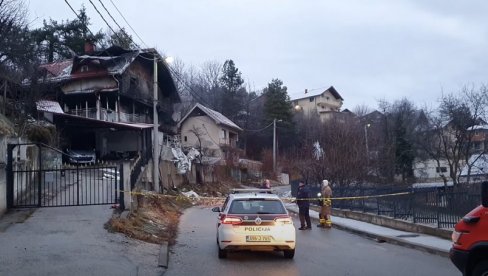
[158,241,169,268]
[287,207,450,258]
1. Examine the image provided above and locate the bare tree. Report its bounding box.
[431,86,488,185]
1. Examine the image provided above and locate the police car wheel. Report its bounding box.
[283,249,295,259]
[218,246,227,259]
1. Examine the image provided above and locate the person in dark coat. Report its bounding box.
[296,181,312,230]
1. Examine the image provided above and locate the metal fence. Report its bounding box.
[291,181,482,229]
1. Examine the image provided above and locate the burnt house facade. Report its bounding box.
[32,46,180,160]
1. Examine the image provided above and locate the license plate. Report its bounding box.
[246,235,271,242]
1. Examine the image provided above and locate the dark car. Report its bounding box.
[65,149,96,164]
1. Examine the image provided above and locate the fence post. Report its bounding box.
[436,188,441,228]
[76,163,80,206]
[361,187,365,213]
[6,144,14,208]
[411,188,416,223]
[119,164,125,210]
[37,144,42,207]
[393,194,397,218]
[76,164,80,206]
[376,197,380,215]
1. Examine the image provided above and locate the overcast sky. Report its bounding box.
[27,0,488,110]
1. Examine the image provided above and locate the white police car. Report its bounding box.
[212,189,296,259]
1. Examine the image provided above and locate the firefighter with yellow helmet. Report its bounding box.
[318,180,333,228]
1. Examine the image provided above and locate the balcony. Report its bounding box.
[67,108,150,124]
[219,138,237,148]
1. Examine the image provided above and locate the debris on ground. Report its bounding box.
[181,190,200,200]
[105,180,241,245]
[105,192,192,245]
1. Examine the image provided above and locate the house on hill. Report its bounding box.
[290,86,344,122]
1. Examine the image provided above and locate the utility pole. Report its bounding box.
[273,118,276,172]
[153,55,160,193]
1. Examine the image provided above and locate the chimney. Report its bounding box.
[305,89,308,94]
[84,40,96,54]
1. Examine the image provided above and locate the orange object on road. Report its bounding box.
[450,181,488,276]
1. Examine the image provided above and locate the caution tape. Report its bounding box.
[116,190,411,202]
[293,191,412,201]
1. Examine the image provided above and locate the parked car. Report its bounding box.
[65,149,96,164]
[450,181,488,276]
[212,189,296,259]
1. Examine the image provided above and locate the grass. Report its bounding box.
[105,180,242,245]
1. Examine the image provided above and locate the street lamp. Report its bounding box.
[364,123,371,162]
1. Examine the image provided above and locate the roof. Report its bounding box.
[468,125,488,131]
[31,48,179,103]
[37,51,139,83]
[178,103,242,131]
[290,86,344,101]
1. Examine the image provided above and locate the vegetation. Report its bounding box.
[3,1,488,188]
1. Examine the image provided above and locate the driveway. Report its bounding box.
[0,205,163,276]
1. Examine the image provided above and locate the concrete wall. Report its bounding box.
[180,116,222,157]
[159,160,195,189]
[414,158,452,182]
[330,208,452,239]
[96,130,141,157]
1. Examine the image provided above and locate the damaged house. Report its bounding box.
[31,45,180,164]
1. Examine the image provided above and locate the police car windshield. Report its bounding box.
[229,199,286,214]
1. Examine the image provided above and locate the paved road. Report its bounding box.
[164,207,459,276]
[0,205,162,276]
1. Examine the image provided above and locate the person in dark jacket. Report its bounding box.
[296,181,312,230]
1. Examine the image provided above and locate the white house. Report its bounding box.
[178,103,242,159]
[290,86,344,122]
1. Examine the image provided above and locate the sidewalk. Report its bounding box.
[285,204,451,258]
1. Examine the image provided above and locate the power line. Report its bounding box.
[242,121,274,132]
[108,0,149,48]
[84,0,210,108]
[137,52,211,106]
[63,0,96,37]
[98,0,139,47]
[87,0,124,42]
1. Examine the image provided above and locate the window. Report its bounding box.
[436,167,447,173]
[326,96,330,100]
[229,199,286,214]
[309,97,314,102]
[80,65,89,72]
[220,129,227,139]
[474,142,481,150]
[184,136,187,142]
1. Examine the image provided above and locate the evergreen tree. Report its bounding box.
[262,79,295,150]
[100,27,136,49]
[219,59,244,120]
[263,79,293,125]
[31,6,104,62]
